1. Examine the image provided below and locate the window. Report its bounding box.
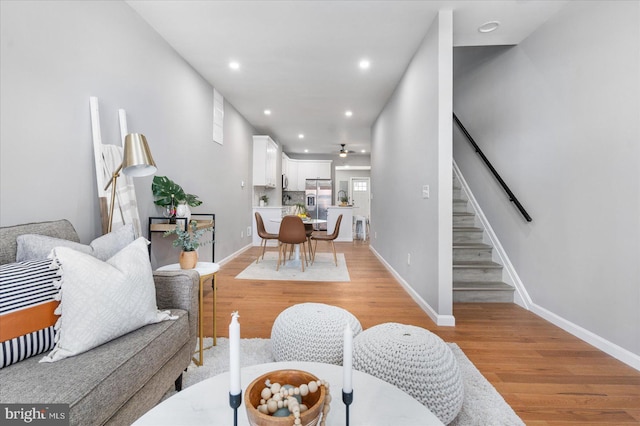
[353,181,367,192]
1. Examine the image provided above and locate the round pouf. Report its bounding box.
[271,303,362,365]
[353,323,464,424]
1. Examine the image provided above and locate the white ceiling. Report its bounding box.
[127,1,566,158]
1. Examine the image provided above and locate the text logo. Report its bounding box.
[1,404,69,425]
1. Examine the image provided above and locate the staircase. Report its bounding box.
[452,175,514,303]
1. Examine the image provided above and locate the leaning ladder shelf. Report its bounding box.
[148,213,215,262]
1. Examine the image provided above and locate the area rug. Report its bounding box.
[235,252,350,282]
[163,338,524,425]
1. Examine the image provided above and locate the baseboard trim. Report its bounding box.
[369,245,455,327]
[216,243,253,266]
[530,303,640,371]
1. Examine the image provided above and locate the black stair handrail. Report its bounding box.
[453,113,532,222]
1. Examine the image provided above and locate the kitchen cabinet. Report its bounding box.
[282,158,332,191]
[294,160,332,190]
[287,159,299,190]
[327,206,352,242]
[253,136,278,188]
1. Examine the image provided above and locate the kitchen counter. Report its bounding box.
[326,206,353,242]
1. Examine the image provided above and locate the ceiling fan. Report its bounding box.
[339,144,352,158]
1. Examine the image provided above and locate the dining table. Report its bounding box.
[270,217,327,264]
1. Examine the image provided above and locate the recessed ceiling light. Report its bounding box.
[304,149,309,153]
[359,59,370,70]
[361,149,366,153]
[345,110,353,117]
[229,61,240,70]
[478,21,500,33]
[264,109,271,115]
[298,134,304,139]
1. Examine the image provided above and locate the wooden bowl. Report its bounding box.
[245,369,326,426]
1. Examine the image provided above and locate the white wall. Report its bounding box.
[0,1,255,266]
[453,1,639,359]
[371,11,454,325]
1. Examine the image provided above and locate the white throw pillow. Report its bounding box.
[16,224,135,262]
[40,237,174,363]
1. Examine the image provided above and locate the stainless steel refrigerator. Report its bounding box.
[305,178,332,230]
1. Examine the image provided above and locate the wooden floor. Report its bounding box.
[200,241,640,425]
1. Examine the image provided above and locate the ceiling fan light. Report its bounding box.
[339,151,347,158]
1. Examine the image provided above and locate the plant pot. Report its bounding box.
[179,250,198,269]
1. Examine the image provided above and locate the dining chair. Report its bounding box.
[304,223,314,262]
[255,212,279,264]
[310,214,342,266]
[277,215,308,272]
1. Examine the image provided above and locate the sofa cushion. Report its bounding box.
[0,220,79,265]
[16,223,135,262]
[0,260,59,368]
[0,309,189,426]
[42,237,175,363]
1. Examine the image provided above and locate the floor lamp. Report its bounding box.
[104,133,157,233]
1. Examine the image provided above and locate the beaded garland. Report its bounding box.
[256,378,330,426]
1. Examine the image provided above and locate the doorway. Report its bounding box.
[350,177,371,220]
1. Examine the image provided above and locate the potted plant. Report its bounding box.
[259,195,269,207]
[338,190,349,206]
[152,176,202,221]
[164,220,213,269]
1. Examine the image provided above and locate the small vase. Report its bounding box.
[176,203,191,221]
[179,250,198,269]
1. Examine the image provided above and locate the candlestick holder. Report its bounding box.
[342,390,353,426]
[229,391,242,426]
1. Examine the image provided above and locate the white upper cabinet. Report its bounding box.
[281,153,289,176]
[286,159,332,190]
[253,136,278,188]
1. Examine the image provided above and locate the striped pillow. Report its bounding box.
[0,260,59,368]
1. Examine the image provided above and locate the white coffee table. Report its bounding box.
[133,361,444,425]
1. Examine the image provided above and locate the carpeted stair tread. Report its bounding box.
[453,243,492,248]
[453,261,502,269]
[453,281,514,291]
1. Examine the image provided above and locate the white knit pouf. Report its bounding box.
[271,303,362,365]
[353,323,464,424]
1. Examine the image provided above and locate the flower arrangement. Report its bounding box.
[163,220,213,252]
[294,203,307,218]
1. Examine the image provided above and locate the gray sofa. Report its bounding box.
[0,220,199,425]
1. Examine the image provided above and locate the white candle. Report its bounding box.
[229,311,241,395]
[343,324,353,393]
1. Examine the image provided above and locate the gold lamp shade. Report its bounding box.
[105,133,157,232]
[122,133,157,177]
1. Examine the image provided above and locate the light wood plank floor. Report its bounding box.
[200,241,640,425]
